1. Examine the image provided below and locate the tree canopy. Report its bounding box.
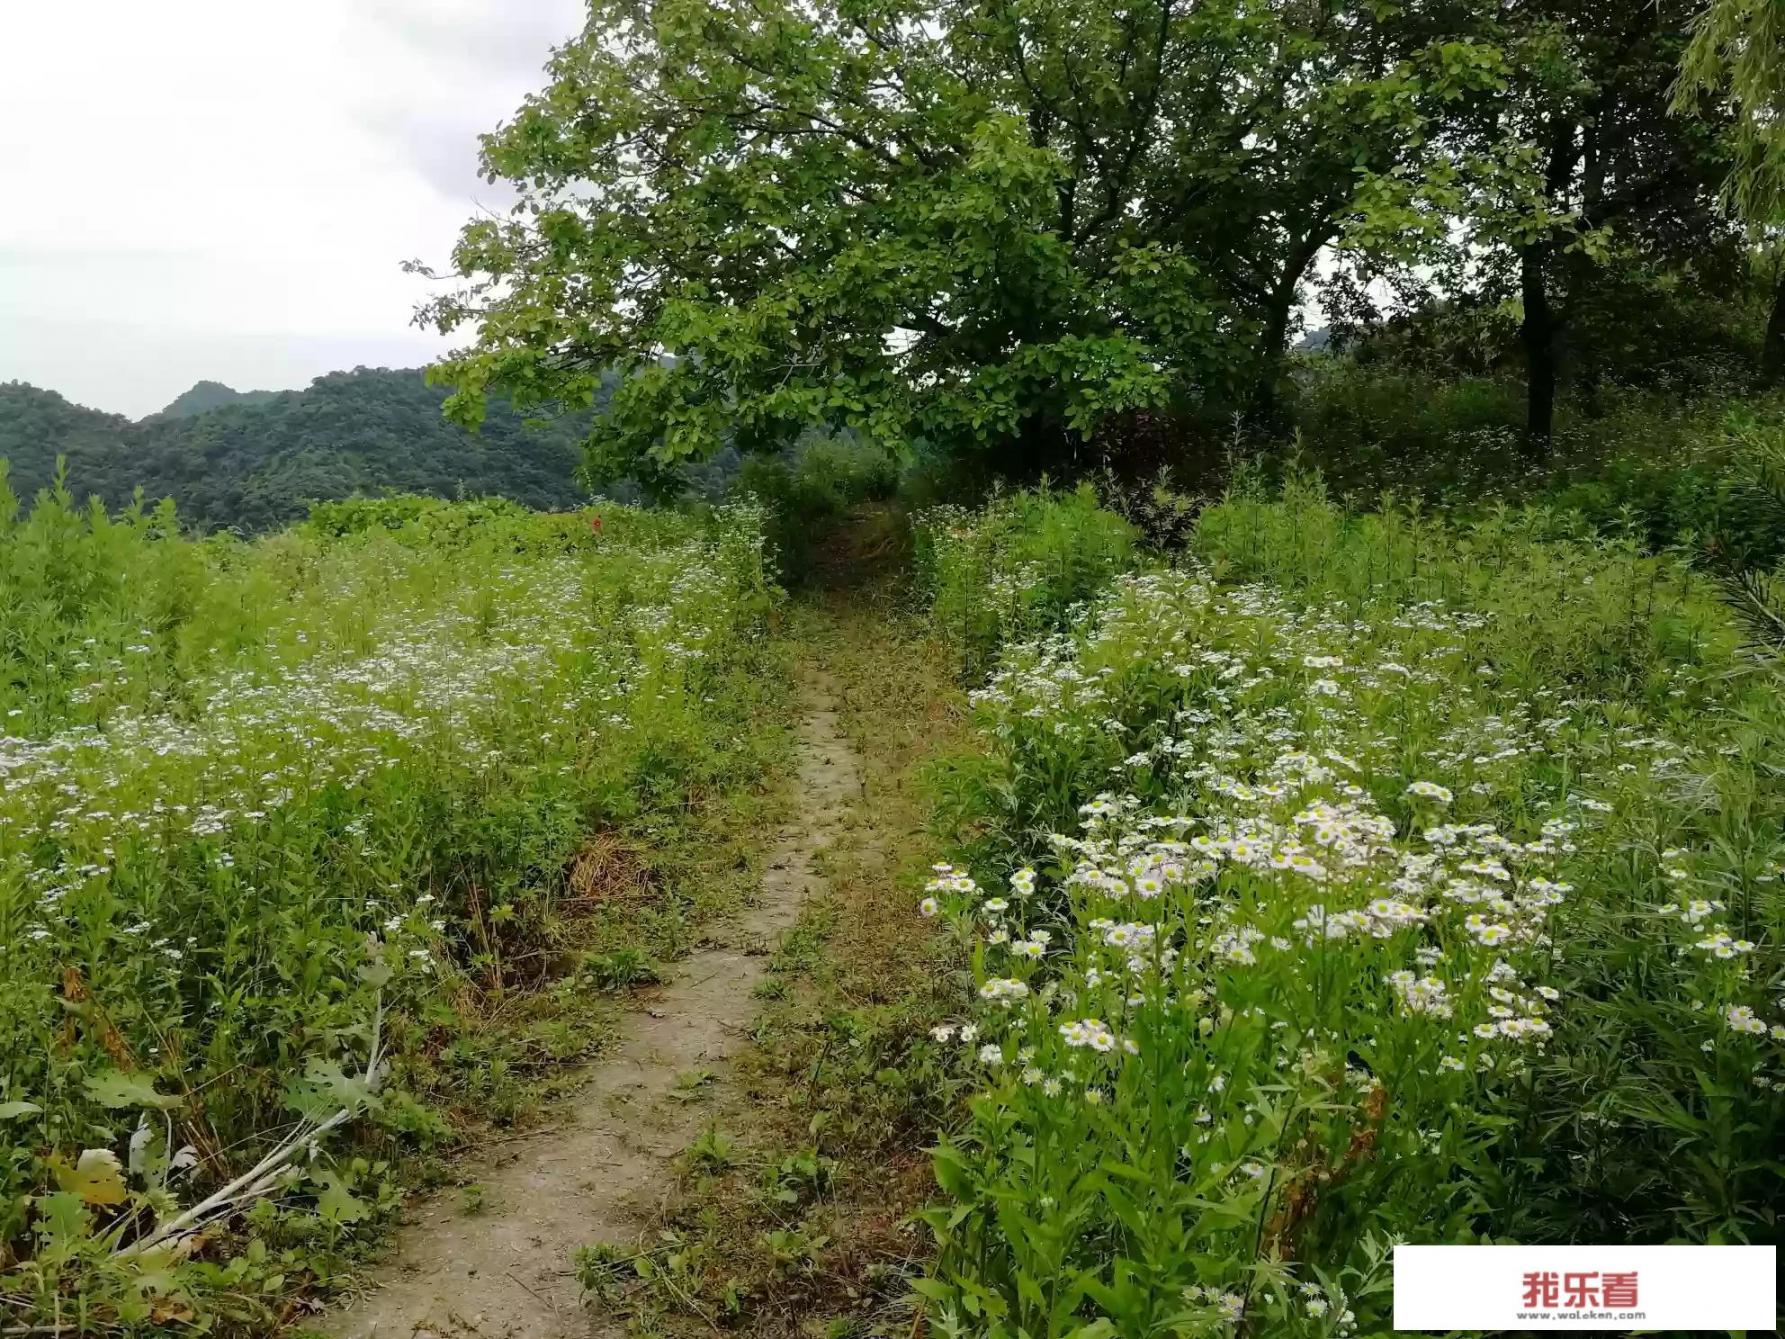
[423,0,1521,485]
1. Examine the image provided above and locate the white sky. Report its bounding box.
[0,0,584,418]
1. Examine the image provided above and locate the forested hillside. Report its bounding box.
[0,368,589,531]
[147,379,280,420]
[0,382,134,498]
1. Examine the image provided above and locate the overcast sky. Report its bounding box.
[0,0,584,418]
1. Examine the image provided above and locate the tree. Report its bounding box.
[1676,0,1785,379]
[421,0,1508,486]
[1329,2,1737,445]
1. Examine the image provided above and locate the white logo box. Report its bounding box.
[1393,1244,1777,1332]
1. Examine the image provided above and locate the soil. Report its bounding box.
[322,667,861,1339]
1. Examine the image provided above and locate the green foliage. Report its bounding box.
[733,432,899,581]
[912,484,1781,1333]
[579,947,662,992]
[1197,468,1735,704]
[1331,0,1739,439]
[1274,361,1785,571]
[1676,0,1785,225]
[424,0,1511,481]
[0,384,135,505]
[0,368,591,534]
[915,484,1137,679]
[0,494,779,1330]
[1699,412,1785,650]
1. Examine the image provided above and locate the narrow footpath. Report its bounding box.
[325,666,862,1339]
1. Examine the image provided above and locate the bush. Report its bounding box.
[915,484,1138,679]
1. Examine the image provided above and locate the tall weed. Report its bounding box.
[0,489,778,1328]
[913,484,1782,1335]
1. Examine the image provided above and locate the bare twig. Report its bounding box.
[116,992,386,1259]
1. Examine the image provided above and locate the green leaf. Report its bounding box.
[314,1170,369,1223]
[33,1192,92,1249]
[84,1069,180,1111]
[0,1099,43,1120]
[357,958,394,989]
[53,1148,128,1205]
[298,1058,380,1114]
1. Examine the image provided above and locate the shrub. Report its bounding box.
[915,484,1138,678]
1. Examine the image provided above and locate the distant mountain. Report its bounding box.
[0,368,592,532]
[150,380,280,420]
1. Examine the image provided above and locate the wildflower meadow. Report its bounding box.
[912,479,1784,1336]
[0,478,776,1326]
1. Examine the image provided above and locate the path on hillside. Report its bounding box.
[324,666,861,1339]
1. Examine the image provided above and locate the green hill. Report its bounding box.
[0,382,135,506]
[0,368,590,532]
[149,380,281,420]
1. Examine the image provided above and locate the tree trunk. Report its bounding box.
[1249,289,1296,427]
[1519,243,1558,451]
[1763,274,1785,383]
[1249,229,1330,428]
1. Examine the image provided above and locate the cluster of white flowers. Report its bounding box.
[1388,969,1454,1018]
[918,521,1782,1326]
[4,515,765,1130]
[921,567,1655,1145]
[978,977,1031,1006]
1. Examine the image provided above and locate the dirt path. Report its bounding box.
[324,667,860,1339]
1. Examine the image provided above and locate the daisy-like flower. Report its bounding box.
[978,977,1030,1005]
[1695,931,1755,959]
[1725,1004,1767,1035]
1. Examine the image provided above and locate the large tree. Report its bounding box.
[1345,1,1734,444]
[421,0,1506,487]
